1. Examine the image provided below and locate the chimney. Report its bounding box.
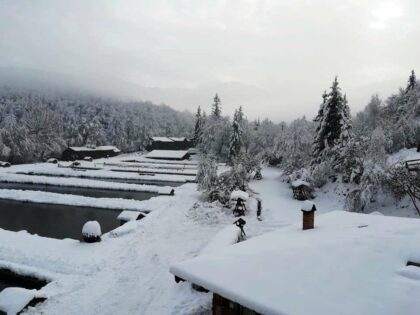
[301,201,317,230]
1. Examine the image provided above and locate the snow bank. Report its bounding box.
[230,190,249,201]
[82,221,101,237]
[0,287,44,315]
[200,225,241,256]
[0,173,174,194]
[0,189,151,212]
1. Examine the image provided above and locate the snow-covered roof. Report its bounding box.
[152,137,186,142]
[291,179,311,188]
[146,150,189,160]
[152,137,173,142]
[68,146,120,152]
[170,211,420,315]
[230,190,249,201]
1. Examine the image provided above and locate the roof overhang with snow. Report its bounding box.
[170,211,420,315]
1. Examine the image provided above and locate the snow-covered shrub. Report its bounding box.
[310,161,333,188]
[287,167,311,185]
[82,221,102,243]
[385,162,420,215]
[196,155,218,192]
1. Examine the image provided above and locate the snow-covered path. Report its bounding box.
[22,184,228,315]
[249,167,344,235]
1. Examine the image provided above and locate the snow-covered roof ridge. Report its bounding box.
[170,211,420,315]
[146,150,189,159]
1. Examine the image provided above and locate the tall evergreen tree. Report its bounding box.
[237,106,244,123]
[193,106,203,145]
[312,77,353,165]
[212,94,222,118]
[406,70,417,92]
[229,109,242,162]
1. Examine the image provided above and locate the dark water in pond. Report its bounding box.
[0,199,121,240]
[0,182,160,200]
[0,268,47,291]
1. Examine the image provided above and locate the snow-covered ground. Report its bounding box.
[0,152,419,314]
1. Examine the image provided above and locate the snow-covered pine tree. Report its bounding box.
[312,77,353,168]
[211,94,222,118]
[193,106,203,146]
[406,70,417,92]
[229,109,242,163]
[237,106,244,123]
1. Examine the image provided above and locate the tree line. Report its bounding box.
[195,71,420,214]
[0,87,194,163]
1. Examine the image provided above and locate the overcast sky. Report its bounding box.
[0,0,419,121]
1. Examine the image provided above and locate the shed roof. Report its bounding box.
[170,211,420,315]
[146,150,189,159]
[151,137,186,142]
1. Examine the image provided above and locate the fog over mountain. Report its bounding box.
[1,0,419,120]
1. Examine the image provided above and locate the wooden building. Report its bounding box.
[145,150,190,161]
[146,137,191,151]
[61,146,120,161]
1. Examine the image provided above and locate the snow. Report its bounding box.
[69,146,120,153]
[82,221,101,237]
[291,179,311,188]
[146,150,189,160]
[301,200,316,211]
[387,148,420,165]
[0,287,43,315]
[151,137,186,142]
[2,162,192,183]
[170,211,420,315]
[0,164,417,314]
[0,173,174,194]
[151,137,173,142]
[230,190,249,201]
[199,225,241,256]
[0,189,152,212]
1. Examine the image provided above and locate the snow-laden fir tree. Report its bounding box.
[229,109,242,163]
[406,70,417,92]
[312,77,353,168]
[196,154,218,192]
[211,94,222,118]
[193,106,203,146]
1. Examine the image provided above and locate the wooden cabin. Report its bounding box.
[146,137,191,151]
[61,146,120,161]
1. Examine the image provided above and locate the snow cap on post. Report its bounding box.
[82,220,102,243]
[301,201,316,230]
[301,201,316,212]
